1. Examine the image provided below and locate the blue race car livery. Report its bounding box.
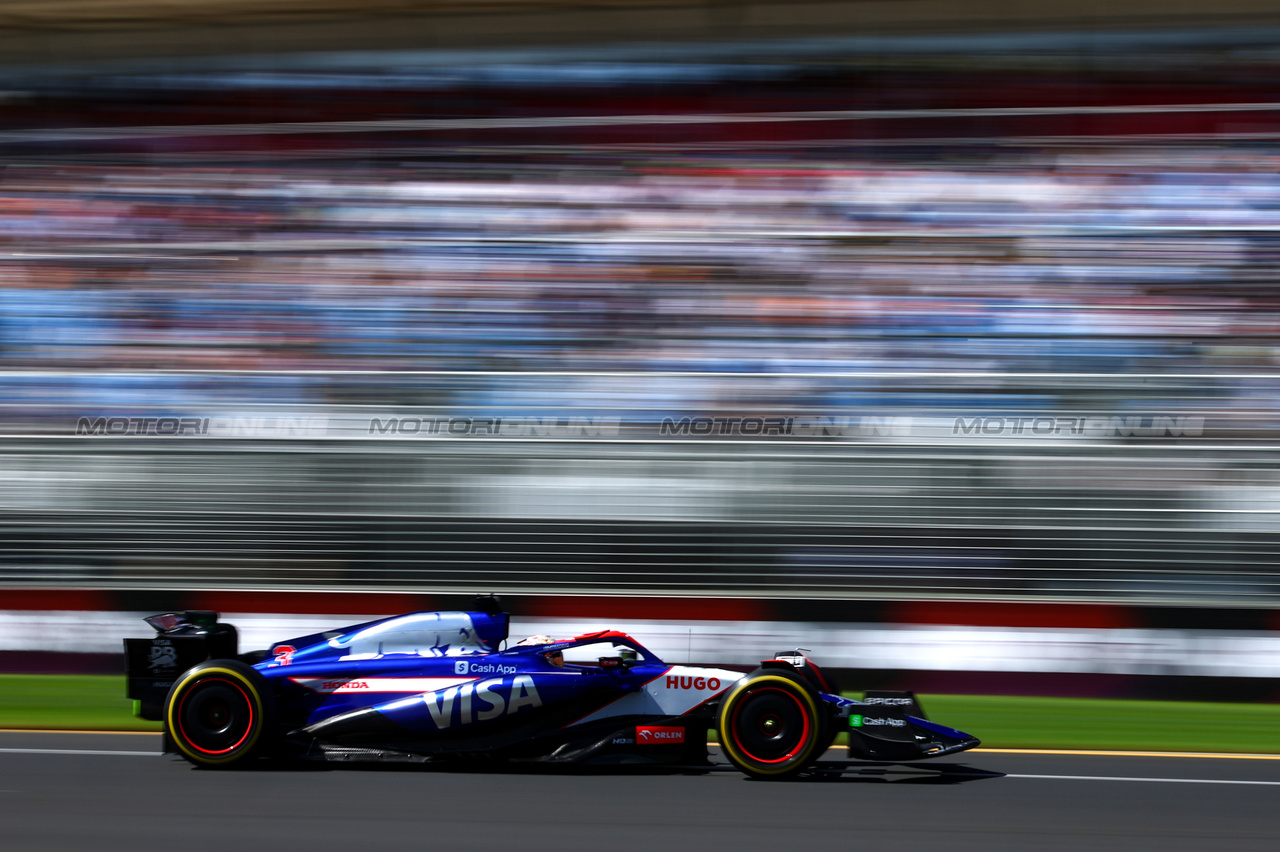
[125,599,979,779]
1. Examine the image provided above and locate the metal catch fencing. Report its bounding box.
[0,381,1278,606]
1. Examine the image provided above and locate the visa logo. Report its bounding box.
[422,675,542,730]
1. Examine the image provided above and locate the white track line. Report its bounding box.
[1,748,1276,784]
[1008,774,1280,787]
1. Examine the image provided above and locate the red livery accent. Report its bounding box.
[571,629,637,643]
[636,725,685,744]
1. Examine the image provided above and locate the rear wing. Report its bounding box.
[123,611,240,721]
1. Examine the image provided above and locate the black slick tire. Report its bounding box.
[165,659,275,768]
[716,667,828,780]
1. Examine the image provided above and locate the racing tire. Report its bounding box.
[165,659,275,768]
[716,668,829,780]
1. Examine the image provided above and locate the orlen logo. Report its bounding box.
[636,726,685,744]
[664,675,721,691]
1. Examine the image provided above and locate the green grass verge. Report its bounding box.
[3,676,1278,753]
[0,675,160,732]
[919,694,1280,754]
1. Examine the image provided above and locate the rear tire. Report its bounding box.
[716,668,828,779]
[165,659,275,768]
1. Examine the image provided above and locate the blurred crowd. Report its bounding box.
[0,72,1279,422]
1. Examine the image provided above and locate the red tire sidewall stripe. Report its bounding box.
[729,686,811,765]
[176,676,256,756]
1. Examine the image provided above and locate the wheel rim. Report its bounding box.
[729,686,812,765]
[176,676,255,756]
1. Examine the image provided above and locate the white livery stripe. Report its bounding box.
[288,676,477,694]
[568,666,743,727]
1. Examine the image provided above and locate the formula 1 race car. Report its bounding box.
[125,598,979,779]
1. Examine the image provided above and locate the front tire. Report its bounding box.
[716,668,828,779]
[165,659,274,768]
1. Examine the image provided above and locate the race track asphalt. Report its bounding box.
[1,732,1278,852]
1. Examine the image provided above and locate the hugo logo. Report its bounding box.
[664,675,721,691]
